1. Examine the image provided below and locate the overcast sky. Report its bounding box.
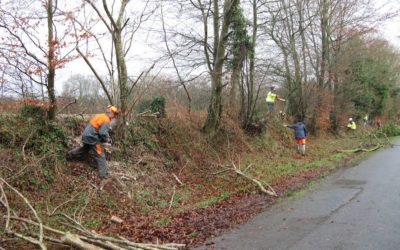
[55,0,400,94]
[378,0,400,47]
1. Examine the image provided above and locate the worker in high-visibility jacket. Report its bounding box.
[266,85,285,113]
[347,118,357,135]
[363,114,369,127]
[67,106,119,183]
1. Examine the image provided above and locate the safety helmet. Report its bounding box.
[107,105,119,114]
[270,85,276,90]
[348,118,353,121]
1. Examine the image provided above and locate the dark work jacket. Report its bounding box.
[287,122,307,139]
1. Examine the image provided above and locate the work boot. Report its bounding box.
[99,177,111,190]
[301,144,306,156]
[65,151,72,161]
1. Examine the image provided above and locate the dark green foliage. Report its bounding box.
[136,96,166,118]
[375,123,400,137]
[20,105,68,156]
[121,118,159,156]
[19,104,47,119]
[341,38,400,117]
[150,96,166,117]
[0,112,68,192]
[227,4,251,69]
[0,130,13,145]
[36,121,68,155]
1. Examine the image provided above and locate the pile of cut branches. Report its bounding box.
[0,178,185,250]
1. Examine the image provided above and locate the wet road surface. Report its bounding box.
[197,141,400,250]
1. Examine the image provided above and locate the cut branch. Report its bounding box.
[57,99,77,115]
[0,178,46,249]
[337,144,382,153]
[230,162,277,197]
[61,233,102,250]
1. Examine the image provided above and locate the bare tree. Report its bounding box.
[0,0,79,119]
[160,2,192,113]
[72,0,156,124]
[202,0,240,134]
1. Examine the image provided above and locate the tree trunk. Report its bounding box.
[203,0,239,134]
[311,0,329,134]
[229,0,247,120]
[114,30,128,124]
[47,0,56,120]
[229,47,245,119]
[239,0,256,129]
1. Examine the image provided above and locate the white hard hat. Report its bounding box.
[349,118,353,121]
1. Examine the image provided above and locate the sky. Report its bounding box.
[55,0,400,95]
[377,0,400,47]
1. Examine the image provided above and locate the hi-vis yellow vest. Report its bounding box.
[266,91,277,103]
[347,121,356,130]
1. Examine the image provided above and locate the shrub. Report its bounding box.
[36,121,68,155]
[117,118,160,159]
[0,130,13,145]
[376,122,400,137]
[136,96,166,118]
[19,104,47,120]
[150,96,166,118]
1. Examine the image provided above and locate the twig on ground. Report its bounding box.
[9,232,47,250]
[230,162,277,197]
[61,233,101,250]
[172,173,183,186]
[6,216,64,235]
[8,156,46,181]
[47,193,80,216]
[0,183,10,230]
[21,130,34,161]
[2,166,13,172]
[58,213,92,236]
[383,133,393,146]
[133,159,143,167]
[0,178,47,249]
[242,164,255,173]
[4,202,185,249]
[209,168,230,175]
[168,186,176,212]
[77,188,95,223]
[112,172,137,181]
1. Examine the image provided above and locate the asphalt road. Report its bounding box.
[197,140,400,250]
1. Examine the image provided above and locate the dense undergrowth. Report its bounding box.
[0,105,399,249]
